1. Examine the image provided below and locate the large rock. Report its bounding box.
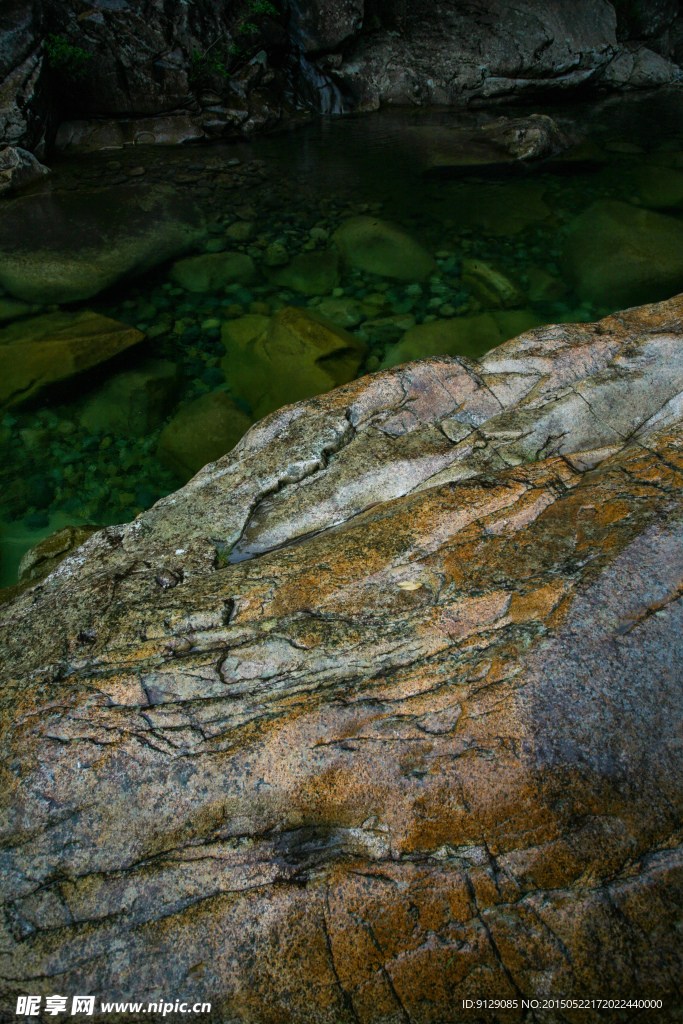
[0,310,144,408]
[332,216,437,281]
[563,199,683,307]
[0,524,100,607]
[334,0,621,109]
[611,0,680,40]
[416,114,571,172]
[2,294,683,1019]
[222,305,367,419]
[0,184,206,303]
[288,0,364,52]
[0,144,49,194]
[157,390,253,482]
[78,359,180,436]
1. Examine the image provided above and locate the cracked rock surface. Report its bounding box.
[2,296,683,1021]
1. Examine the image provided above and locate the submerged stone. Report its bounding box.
[78,360,180,436]
[448,179,553,236]
[221,306,366,419]
[381,309,543,367]
[267,250,341,296]
[0,311,144,409]
[332,216,437,281]
[0,185,207,304]
[416,114,571,172]
[169,252,256,292]
[157,391,253,482]
[461,259,525,309]
[563,199,683,307]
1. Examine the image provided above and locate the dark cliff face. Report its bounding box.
[0,0,681,156]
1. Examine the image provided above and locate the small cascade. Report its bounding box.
[283,0,350,114]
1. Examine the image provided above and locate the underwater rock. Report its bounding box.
[563,199,683,307]
[2,294,683,1018]
[631,164,683,209]
[169,252,256,292]
[0,297,42,322]
[461,259,525,309]
[267,250,341,296]
[221,306,366,419]
[448,179,553,237]
[0,184,207,303]
[316,295,364,328]
[225,220,256,242]
[0,310,144,409]
[333,216,437,281]
[78,360,180,437]
[0,145,49,194]
[157,391,253,482]
[381,309,543,367]
[526,266,569,304]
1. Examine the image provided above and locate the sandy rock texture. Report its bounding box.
[2,295,683,1021]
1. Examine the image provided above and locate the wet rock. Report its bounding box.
[527,266,568,304]
[0,185,207,303]
[157,391,253,482]
[169,252,256,292]
[333,216,437,281]
[381,309,543,367]
[221,306,366,419]
[563,199,683,307]
[361,312,416,345]
[54,116,206,153]
[461,259,525,309]
[0,310,144,409]
[78,360,180,437]
[267,250,341,296]
[0,50,44,153]
[2,295,683,1017]
[417,115,571,172]
[0,524,100,607]
[0,145,49,193]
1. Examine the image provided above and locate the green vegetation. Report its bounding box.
[188,0,279,89]
[44,34,93,80]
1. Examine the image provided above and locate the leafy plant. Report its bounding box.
[188,44,232,85]
[247,0,278,14]
[44,34,93,80]
[239,21,259,35]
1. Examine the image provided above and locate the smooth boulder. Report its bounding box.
[0,185,206,303]
[0,146,50,194]
[157,391,253,482]
[563,199,683,307]
[332,216,437,281]
[0,310,144,408]
[78,360,179,436]
[222,306,367,419]
[267,250,341,296]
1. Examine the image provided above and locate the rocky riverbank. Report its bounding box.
[2,0,683,161]
[1,292,682,1021]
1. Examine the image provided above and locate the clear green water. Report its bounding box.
[3,89,683,586]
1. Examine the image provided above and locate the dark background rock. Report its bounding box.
[0,0,682,158]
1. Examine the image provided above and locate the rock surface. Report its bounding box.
[1,294,683,1020]
[169,252,256,293]
[333,216,437,281]
[0,310,144,409]
[78,360,180,437]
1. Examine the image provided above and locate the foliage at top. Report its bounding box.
[188,0,280,87]
[44,34,93,80]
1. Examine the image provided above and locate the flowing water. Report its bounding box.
[3,88,683,587]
